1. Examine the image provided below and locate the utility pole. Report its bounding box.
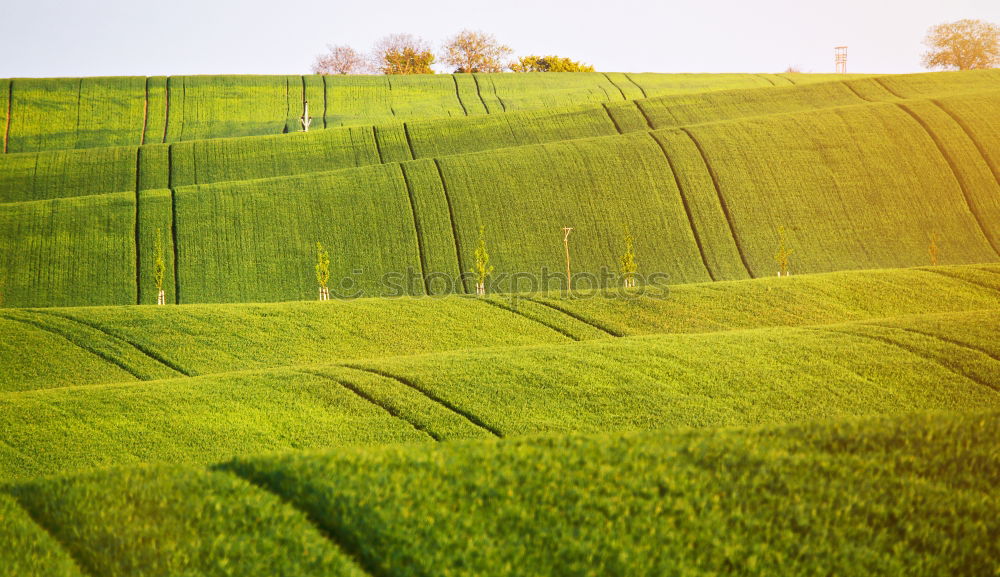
[300,100,313,132]
[562,227,573,293]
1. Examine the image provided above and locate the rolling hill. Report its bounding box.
[2,70,999,576]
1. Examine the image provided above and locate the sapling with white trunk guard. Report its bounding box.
[775,226,793,277]
[620,230,637,288]
[473,226,494,296]
[154,228,166,305]
[316,242,331,301]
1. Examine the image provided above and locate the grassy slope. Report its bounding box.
[680,102,999,276]
[1,264,995,391]
[2,72,977,205]
[529,264,1000,335]
[1,307,997,482]
[173,163,423,303]
[7,82,995,307]
[1,296,572,383]
[221,409,1000,577]
[0,192,135,308]
[3,72,848,155]
[7,466,367,577]
[440,131,712,291]
[0,368,434,483]
[0,493,84,577]
[347,309,1000,436]
[1,410,995,577]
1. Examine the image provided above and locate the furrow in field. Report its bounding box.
[210,468,381,577]
[34,310,188,376]
[299,369,439,442]
[7,466,372,577]
[678,127,754,277]
[521,297,623,337]
[933,98,1000,187]
[602,103,624,134]
[0,493,94,577]
[822,324,999,395]
[894,102,1000,257]
[432,158,467,294]
[648,132,715,280]
[0,312,146,381]
[341,365,503,438]
[477,297,586,341]
[3,80,12,153]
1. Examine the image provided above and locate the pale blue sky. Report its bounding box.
[1,0,997,77]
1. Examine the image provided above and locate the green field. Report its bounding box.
[2,72,998,305]
[1,70,999,574]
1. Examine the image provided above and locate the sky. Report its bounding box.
[0,0,997,77]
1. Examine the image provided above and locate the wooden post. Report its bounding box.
[563,227,573,292]
[301,101,312,132]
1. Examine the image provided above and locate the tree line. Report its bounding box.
[312,30,594,75]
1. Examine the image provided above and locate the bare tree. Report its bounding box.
[372,33,435,74]
[312,45,368,75]
[922,19,999,70]
[443,30,512,73]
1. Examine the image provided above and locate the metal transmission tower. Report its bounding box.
[835,46,848,74]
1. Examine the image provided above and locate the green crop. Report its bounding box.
[0,265,995,393]
[0,192,135,307]
[2,308,997,481]
[221,409,1000,577]
[7,466,367,576]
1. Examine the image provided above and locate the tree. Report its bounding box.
[472,226,494,296]
[619,230,637,288]
[510,55,595,72]
[928,232,940,266]
[373,34,435,75]
[312,45,367,75]
[154,228,167,305]
[316,242,331,301]
[774,227,793,277]
[443,30,512,73]
[922,19,1000,71]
